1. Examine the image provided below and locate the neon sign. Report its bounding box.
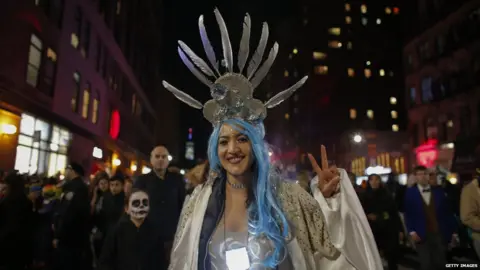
[109,110,120,139]
[415,139,438,167]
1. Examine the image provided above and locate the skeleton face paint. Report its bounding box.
[128,191,149,219]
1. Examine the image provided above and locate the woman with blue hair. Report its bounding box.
[162,9,382,270]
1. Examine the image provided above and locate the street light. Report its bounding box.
[353,134,362,143]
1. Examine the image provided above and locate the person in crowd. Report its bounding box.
[385,172,406,213]
[124,177,133,196]
[98,189,167,270]
[460,170,480,258]
[90,171,110,261]
[163,9,381,269]
[98,189,165,270]
[403,165,457,270]
[103,173,126,232]
[52,162,90,270]
[0,172,34,270]
[361,174,402,270]
[347,171,363,194]
[185,160,209,195]
[133,145,186,264]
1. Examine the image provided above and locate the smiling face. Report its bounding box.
[218,123,254,177]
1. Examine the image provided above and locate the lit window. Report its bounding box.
[391,110,398,119]
[347,42,353,49]
[447,120,454,127]
[361,4,367,13]
[26,34,43,87]
[81,83,91,119]
[293,48,298,54]
[285,113,290,120]
[47,48,57,62]
[345,16,352,24]
[345,3,351,11]
[366,61,371,66]
[284,70,289,77]
[379,69,385,76]
[350,109,357,119]
[328,41,342,48]
[72,72,81,112]
[314,65,328,75]
[389,71,394,76]
[393,7,400,14]
[313,51,327,60]
[328,27,341,35]
[364,69,372,78]
[385,7,392,14]
[71,33,79,48]
[390,97,397,104]
[288,54,293,59]
[367,110,374,119]
[392,124,399,132]
[116,0,121,15]
[347,68,355,77]
[92,97,99,124]
[362,17,368,25]
[376,18,381,24]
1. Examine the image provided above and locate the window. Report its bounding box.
[409,87,417,105]
[292,48,298,54]
[71,72,81,112]
[349,109,357,119]
[367,110,374,119]
[361,18,368,25]
[284,113,290,120]
[81,21,91,58]
[376,18,381,24]
[284,70,289,77]
[42,48,57,95]
[385,7,392,14]
[328,28,341,35]
[345,16,352,24]
[364,69,372,78]
[345,3,351,11]
[92,90,100,124]
[366,61,371,66]
[392,124,399,132]
[390,97,397,105]
[361,4,367,13]
[314,66,328,75]
[81,83,91,119]
[391,110,398,119]
[379,69,385,76]
[347,42,353,50]
[421,77,433,102]
[71,7,82,49]
[328,41,342,48]
[116,0,122,14]
[347,68,355,77]
[313,52,327,60]
[26,34,43,87]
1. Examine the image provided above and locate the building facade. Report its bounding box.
[263,1,407,166]
[0,0,174,177]
[404,0,480,174]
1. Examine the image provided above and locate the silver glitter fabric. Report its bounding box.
[161,8,308,125]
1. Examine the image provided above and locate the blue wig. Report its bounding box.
[207,118,290,267]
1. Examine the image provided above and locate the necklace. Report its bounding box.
[227,179,246,189]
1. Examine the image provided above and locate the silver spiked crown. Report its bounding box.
[162,8,308,124]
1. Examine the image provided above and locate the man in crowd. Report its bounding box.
[53,162,90,270]
[404,165,457,270]
[134,145,186,264]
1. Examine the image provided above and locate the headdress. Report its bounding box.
[162,8,308,124]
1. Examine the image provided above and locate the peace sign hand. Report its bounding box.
[308,145,340,198]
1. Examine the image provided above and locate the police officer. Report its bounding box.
[53,162,90,270]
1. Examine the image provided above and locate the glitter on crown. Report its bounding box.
[161,8,308,125]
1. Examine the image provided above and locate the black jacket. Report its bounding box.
[53,177,90,247]
[98,216,166,270]
[133,171,186,241]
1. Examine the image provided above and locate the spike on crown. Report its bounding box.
[161,8,308,125]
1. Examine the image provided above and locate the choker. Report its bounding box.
[227,180,247,189]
